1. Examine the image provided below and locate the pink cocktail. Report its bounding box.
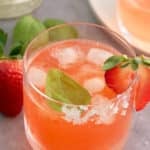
[23,23,136,150]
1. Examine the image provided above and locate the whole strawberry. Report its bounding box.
[0,60,23,117]
[0,17,65,117]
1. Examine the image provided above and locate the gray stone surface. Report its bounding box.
[0,0,150,150]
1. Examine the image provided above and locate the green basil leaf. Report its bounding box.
[43,18,65,28]
[12,15,46,55]
[0,28,7,47]
[43,19,78,41]
[45,68,91,111]
[49,25,78,41]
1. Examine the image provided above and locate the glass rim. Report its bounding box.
[23,22,138,108]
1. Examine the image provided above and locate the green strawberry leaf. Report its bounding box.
[12,15,46,55]
[143,59,150,65]
[130,57,141,70]
[103,55,150,72]
[120,62,130,68]
[0,43,4,57]
[45,68,91,111]
[142,57,150,66]
[103,55,128,70]
[131,61,139,70]
[43,18,65,28]
[9,41,24,56]
[0,28,7,47]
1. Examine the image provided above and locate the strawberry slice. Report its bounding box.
[135,66,150,111]
[105,66,134,93]
[103,55,150,111]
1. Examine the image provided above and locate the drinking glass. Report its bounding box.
[23,23,137,150]
[117,0,150,53]
[0,0,42,19]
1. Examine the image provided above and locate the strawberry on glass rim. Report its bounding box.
[103,55,150,111]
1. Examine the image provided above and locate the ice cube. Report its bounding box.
[62,105,82,125]
[28,67,46,87]
[83,77,105,94]
[87,48,113,65]
[62,95,115,125]
[51,47,84,68]
[79,64,100,75]
[92,95,115,124]
[92,95,110,105]
[120,110,127,116]
[121,100,129,109]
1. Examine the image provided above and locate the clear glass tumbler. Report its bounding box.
[23,23,137,150]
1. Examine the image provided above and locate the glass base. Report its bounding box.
[117,16,150,54]
[0,0,42,19]
[24,116,44,150]
[24,115,125,150]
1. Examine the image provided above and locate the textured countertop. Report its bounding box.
[0,0,150,150]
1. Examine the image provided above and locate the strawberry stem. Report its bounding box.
[103,55,150,71]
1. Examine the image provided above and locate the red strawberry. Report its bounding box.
[135,66,150,111]
[103,55,150,111]
[105,66,134,93]
[105,65,150,111]
[0,59,23,117]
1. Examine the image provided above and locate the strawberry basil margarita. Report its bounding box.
[23,23,150,150]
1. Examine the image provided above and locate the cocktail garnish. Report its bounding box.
[45,68,91,111]
[103,55,150,111]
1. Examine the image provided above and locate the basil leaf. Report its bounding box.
[0,28,7,46]
[49,25,78,41]
[43,18,65,28]
[43,19,78,41]
[45,68,91,111]
[12,15,46,55]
